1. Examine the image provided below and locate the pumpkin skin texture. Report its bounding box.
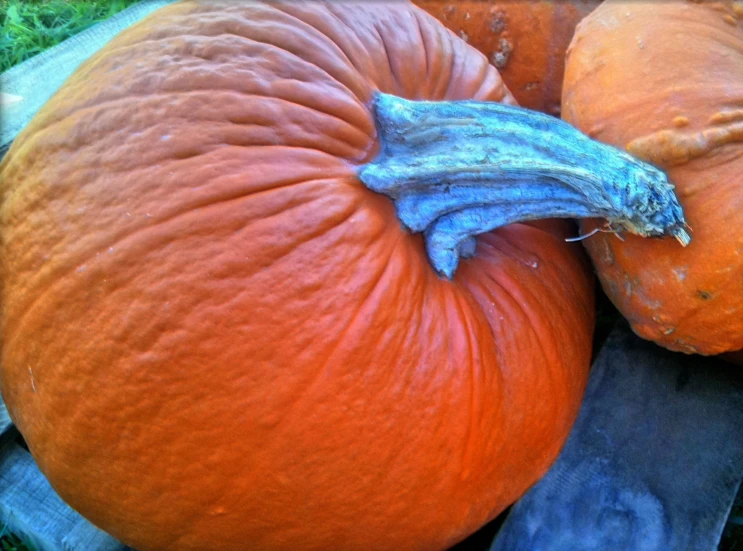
[413,0,601,115]
[0,2,594,550]
[562,0,743,356]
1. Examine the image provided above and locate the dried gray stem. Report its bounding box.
[359,93,689,279]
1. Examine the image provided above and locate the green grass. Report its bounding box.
[0,0,142,72]
[0,527,36,551]
[1,1,743,550]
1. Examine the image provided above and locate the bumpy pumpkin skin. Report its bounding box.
[562,0,743,356]
[414,0,601,115]
[0,2,594,550]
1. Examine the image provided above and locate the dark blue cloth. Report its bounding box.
[492,322,743,551]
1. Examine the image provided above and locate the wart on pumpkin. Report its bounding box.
[626,118,743,168]
[359,92,691,279]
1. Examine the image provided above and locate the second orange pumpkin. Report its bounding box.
[562,0,743,356]
[415,0,601,115]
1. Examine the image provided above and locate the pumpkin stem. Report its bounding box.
[359,92,689,278]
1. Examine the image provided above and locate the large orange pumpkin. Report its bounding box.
[414,0,601,114]
[562,0,743,356]
[0,1,688,549]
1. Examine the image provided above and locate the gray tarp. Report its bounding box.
[492,323,743,551]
